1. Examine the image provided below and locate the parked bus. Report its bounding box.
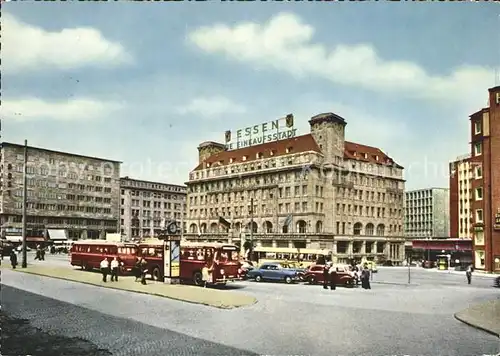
[251,246,332,267]
[137,239,241,286]
[70,240,138,273]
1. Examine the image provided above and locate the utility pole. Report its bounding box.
[250,198,254,253]
[407,254,411,284]
[21,140,28,268]
[180,199,184,240]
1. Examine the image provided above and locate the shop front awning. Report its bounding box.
[5,235,22,243]
[48,229,67,240]
[4,236,45,243]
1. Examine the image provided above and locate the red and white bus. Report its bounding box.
[137,239,241,286]
[70,240,138,273]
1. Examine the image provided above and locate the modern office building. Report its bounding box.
[120,177,187,240]
[184,112,406,264]
[404,188,450,239]
[467,86,500,272]
[0,142,121,242]
[449,154,473,239]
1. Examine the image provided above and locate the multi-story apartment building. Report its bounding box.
[468,86,500,272]
[184,112,406,264]
[404,188,450,239]
[120,177,187,240]
[0,142,121,241]
[449,154,473,239]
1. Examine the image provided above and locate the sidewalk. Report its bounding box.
[425,268,499,279]
[454,299,500,337]
[5,265,257,309]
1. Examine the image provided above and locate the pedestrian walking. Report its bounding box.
[134,257,141,282]
[328,264,337,290]
[323,263,330,289]
[10,251,18,269]
[34,245,41,261]
[100,257,110,282]
[361,266,371,289]
[140,258,148,285]
[110,257,120,282]
[40,248,45,261]
[466,264,473,285]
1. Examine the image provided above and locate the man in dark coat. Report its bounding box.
[323,263,330,289]
[10,251,18,269]
[361,266,371,289]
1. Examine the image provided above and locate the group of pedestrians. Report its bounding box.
[100,257,122,283]
[34,245,45,261]
[133,257,148,285]
[322,263,372,290]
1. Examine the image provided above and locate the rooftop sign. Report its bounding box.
[225,114,297,150]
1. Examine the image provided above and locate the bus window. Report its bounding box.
[205,248,214,261]
[196,249,204,260]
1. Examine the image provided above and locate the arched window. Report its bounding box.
[315,221,323,233]
[297,220,307,233]
[234,222,242,232]
[264,221,273,233]
[365,223,374,236]
[210,223,218,233]
[376,224,385,236]
[247,221,258,233]
[353,222,362,235]
[282,225,289,233]
[189,223,197,234]
[200,223,207,233]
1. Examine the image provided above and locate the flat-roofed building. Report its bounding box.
[0,142,121,242]
[449,154,473,240]
[184,113,406,264]
[404,188,450,239]
[120,177,187,240]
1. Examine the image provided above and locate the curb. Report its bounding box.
[454,312,500,338]
[10,269,258,310]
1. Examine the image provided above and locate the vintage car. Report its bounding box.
[302,264,355,287]
[246,262,301,284]
[238,260,255,280]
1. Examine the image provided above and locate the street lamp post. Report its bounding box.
[249,198,254,256]
[407,253,411,284]
[21,140,28,268]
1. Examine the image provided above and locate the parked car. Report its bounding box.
[238,261,255,280]
[280,261,306,280]
[302,264,355,287]
[494,276,500,288]
[246,262,301,284]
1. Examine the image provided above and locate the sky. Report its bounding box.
[3,3,500,190]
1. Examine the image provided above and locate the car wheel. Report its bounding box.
[193,271,204,286]
[152,266,161,281]
[255,275,262,282]
[285,276,293,284]
[307,276,316,285]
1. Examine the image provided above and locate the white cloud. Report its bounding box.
[2,97,124,121]
[188,13,494,109]
[2,13,132,73]
[176,96,246,118]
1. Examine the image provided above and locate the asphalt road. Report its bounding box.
[2,285,257,356]
[3,258,499,356]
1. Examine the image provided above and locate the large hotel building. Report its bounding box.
[120,177,187,240]
[0,142,121,242]
[449,86,500,273]
[184,113,406,264]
